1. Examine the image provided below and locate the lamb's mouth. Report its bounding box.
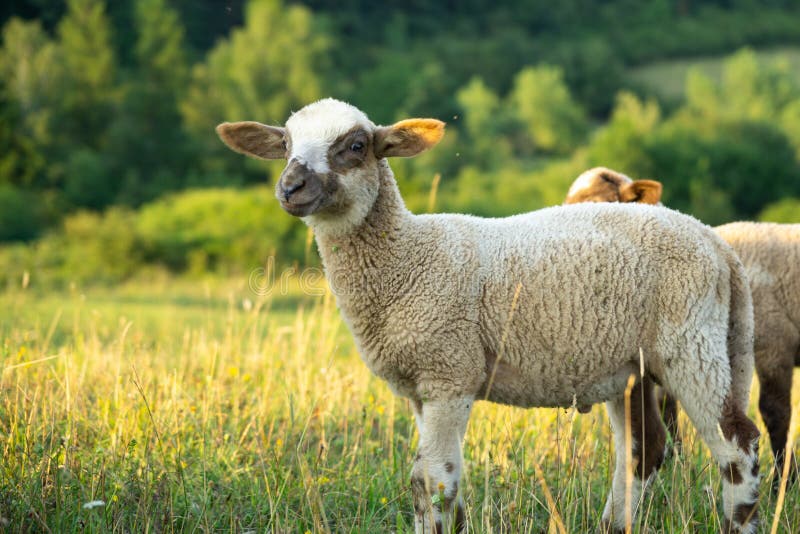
[280,196,322,217]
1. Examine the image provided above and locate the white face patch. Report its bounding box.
[285,98,375,174]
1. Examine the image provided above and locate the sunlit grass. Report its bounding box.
[1,282,798,532]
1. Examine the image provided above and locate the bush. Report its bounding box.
[0,185,46,241]
[646,120,800,223]
[759,198,800,223]
[33,207,142,285]
[136,186,305,273]
[63,149,116,210]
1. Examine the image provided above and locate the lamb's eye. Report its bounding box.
[350,141,364,152]
[281,139,287,150]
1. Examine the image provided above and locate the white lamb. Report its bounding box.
[566,167,800,482]
[217,99,760,534]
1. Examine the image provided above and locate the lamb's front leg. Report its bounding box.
[411,397,472,534]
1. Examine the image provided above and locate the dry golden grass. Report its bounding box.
[1,280,798,532]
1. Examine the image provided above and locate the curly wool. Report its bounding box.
[715,222,800,339]
[565,167,798,474]
[315,163,750,413]
[716,223,800,479]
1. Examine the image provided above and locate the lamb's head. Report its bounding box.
[216,98,444,230]
[564,167,663,205]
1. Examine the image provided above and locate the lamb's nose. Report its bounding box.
[282,179,305,200]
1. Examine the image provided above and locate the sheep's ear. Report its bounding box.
[374,119,445,158]
[619,179,663,204]
[216,121,286,160]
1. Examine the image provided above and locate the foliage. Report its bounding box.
[586,59,800,225]
[3,2,800,279]
[104,0,193,206]
[509,65,587,155]
[0,186,309,287]
[455,77,511,170]
[181,0,327,186]
[759,198,800,223]
[0,18,64,190]
[0,207,142,287]
[613,118,799,225]
[136,187,304,273]
[587,91,661,174]
[56,0,117,149]
[0,185,46,241]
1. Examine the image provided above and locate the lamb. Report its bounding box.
[566,166,800,480]
[216,99,760,534]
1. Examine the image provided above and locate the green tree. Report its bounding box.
[780,99,800,158]
[646,119,800,223]
[181,0,327,184]
[685,68,721,121]
[508,65,587,155]
[104,0,192,205]
[455,77,511,170]
[587,91,661,175]
[0,79,45,190]
[44,0,121,210]
[0,184,46,241]
[457,77,500,139]
[134,0,188,93]
[56,0,117,149]
[685,49,800,129]
[718,49,798,122]
[0,18,62,189]
[548,37,624,116]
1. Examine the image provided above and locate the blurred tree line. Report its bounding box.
[1,0,800,286]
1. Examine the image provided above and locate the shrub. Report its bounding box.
[759,198,800,223]
[34,207,142,285]
[136,186,305,273]
[0,185,46,241]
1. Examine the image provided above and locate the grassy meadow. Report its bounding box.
[1,278,799,533]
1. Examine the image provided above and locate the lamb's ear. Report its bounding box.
[216,121,286,160]
[619,179,663,204]
[374,119,445,158]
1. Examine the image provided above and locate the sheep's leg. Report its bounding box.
[411,397,472,534]
[601,378,667,533]
[655,387,682,451]
[678,393,760,534]
[755,345,796,485]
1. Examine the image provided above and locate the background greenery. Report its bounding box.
[1,0,800,287]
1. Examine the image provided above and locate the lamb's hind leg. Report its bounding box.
[411,397,472,534]
[757,353,795,484]
[601,377,667,533]
[677,391,760,534]
[753,315,799,483]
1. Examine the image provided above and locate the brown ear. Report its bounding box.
[215,121,286,160]
[374,118,445,158]
[619,179,663,204]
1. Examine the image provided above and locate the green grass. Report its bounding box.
[1,281,798,532]
[628,46,800,102]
